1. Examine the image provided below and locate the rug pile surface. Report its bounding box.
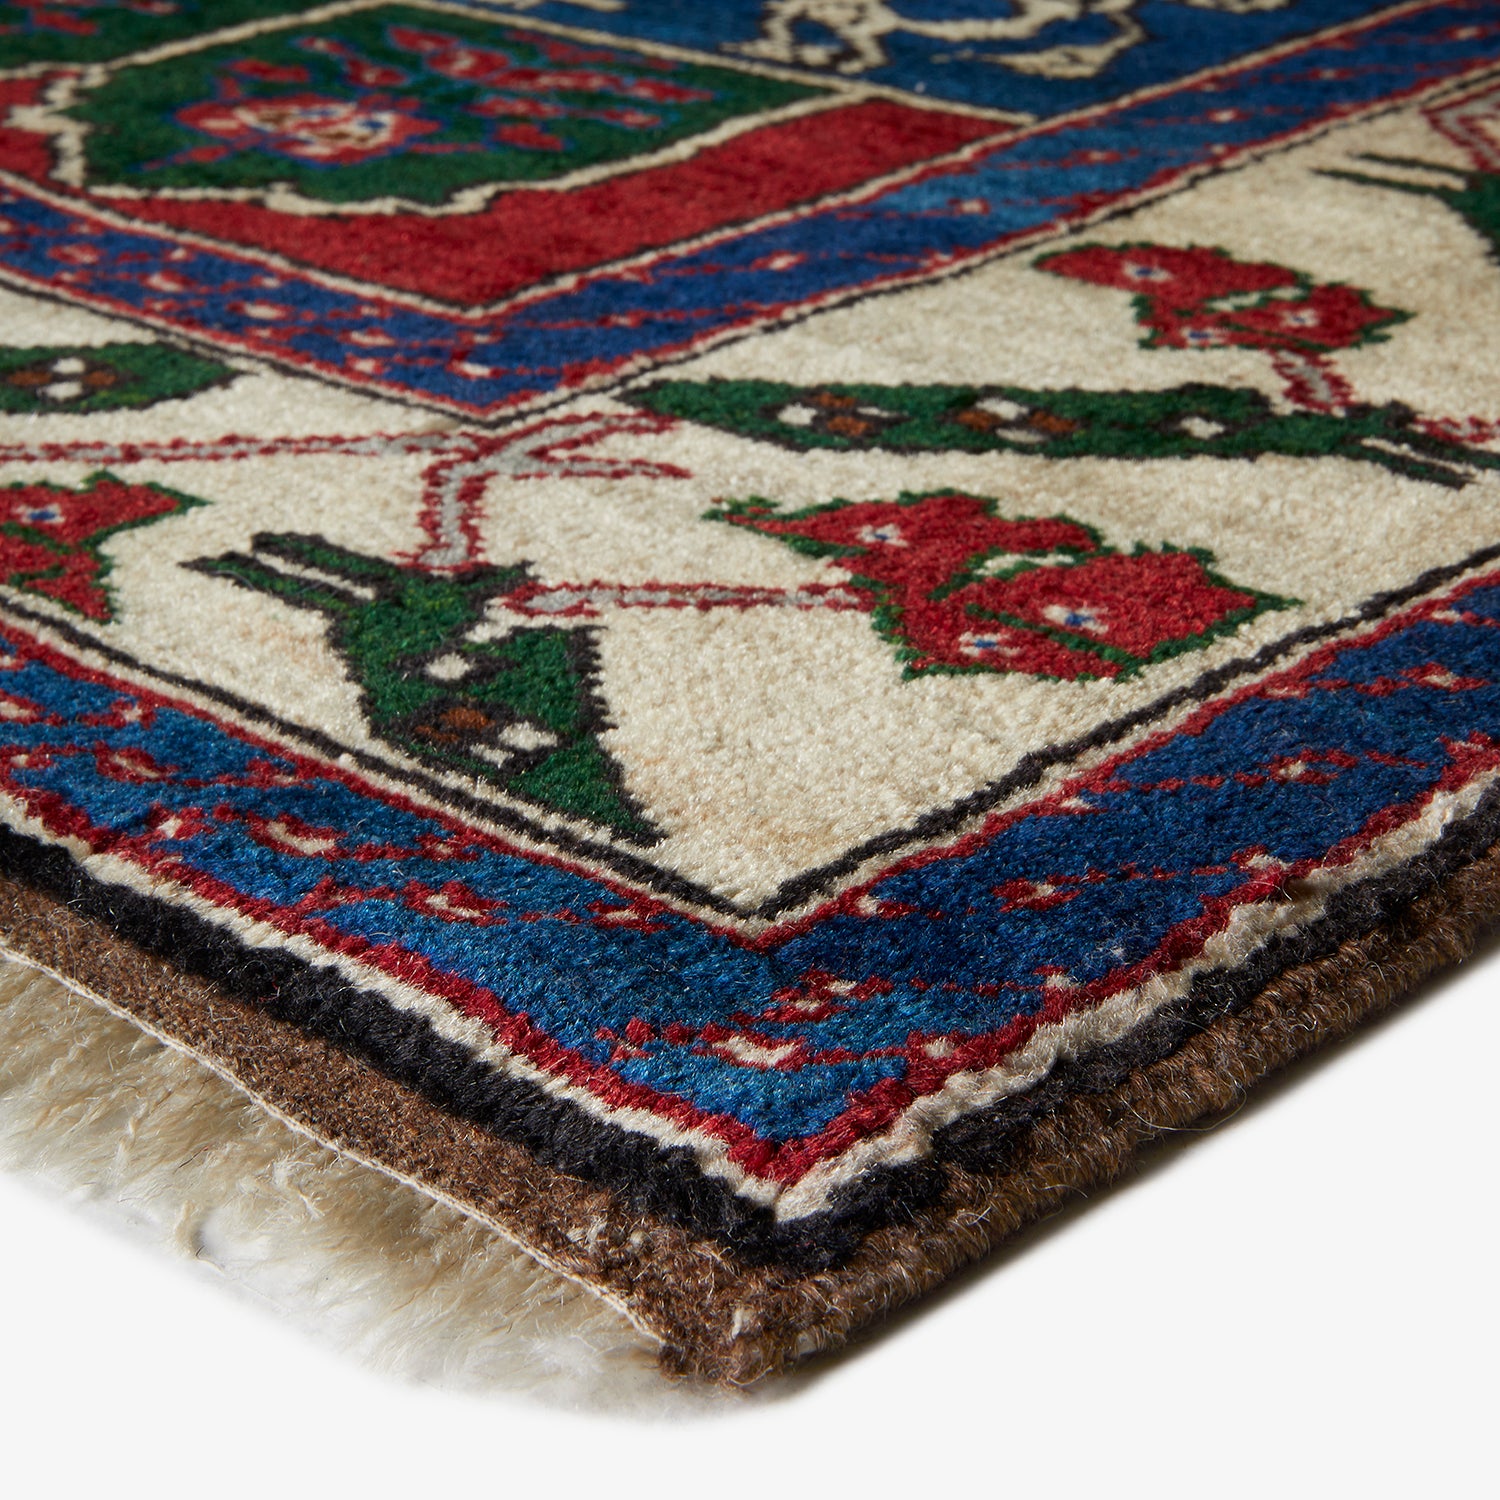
[2,0,1499,1382]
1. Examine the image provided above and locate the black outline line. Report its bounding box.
[2,537,1499,926]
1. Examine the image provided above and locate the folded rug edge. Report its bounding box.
[0,958,675,1404]
[0,825,1494,1387]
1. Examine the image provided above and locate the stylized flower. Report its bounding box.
[718,492,1287,681]
[963,548,1262,667]
[0,474,200,621]
[1037,243,1407,355]
[176,93,443,165]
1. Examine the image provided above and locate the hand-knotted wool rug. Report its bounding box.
[3,0,1500,1386]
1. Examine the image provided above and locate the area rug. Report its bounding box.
[2,0,1500,1384]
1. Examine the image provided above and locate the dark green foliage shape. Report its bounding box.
[627,377,1500,488]
[192,535,656,842]
[1322,154,1500,263]
[0,343,233,415]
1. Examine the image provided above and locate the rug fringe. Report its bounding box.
[0,955,713,1412]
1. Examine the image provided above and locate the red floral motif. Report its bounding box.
[758,970,892,1024]
[93,744,177,783]
[240,810,346,859]
[722,491,1280,680]
[0,688,52,726]
[144,804,212,844]
[973,550,1260,662]
[175,94,443,166]
[586,895,671,933]
[1036,244,1407,355]
[388,26,710,106]
[0,473,198,621]
[214,804,484,864]
[402,878,505,926]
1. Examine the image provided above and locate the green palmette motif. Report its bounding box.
[192,536,655,842]
[627,378,1500,489]
[0,344,233,415]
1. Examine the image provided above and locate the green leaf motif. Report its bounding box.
[192,536,657,842]
[0,344,234,415]
[628,377,1500,488]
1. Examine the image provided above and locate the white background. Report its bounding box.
[1,941,1495,1500]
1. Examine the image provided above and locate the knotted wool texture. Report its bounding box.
[1,0,1499,1382]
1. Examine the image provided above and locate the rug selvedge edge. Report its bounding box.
[1,787,1497,1383]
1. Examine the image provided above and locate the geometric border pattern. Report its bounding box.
[2,555,1500,1240]
[0,1,1492,416]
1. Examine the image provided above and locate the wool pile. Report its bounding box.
[1,0,1498,1382]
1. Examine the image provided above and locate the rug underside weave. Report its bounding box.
[2,0,1499,1381]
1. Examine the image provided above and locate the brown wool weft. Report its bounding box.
[2,1,1500,1384]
